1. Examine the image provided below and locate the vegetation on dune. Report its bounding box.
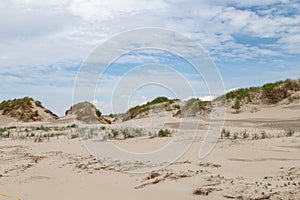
[125,96,213,120]
[124,96,179,121]
[0,97,34,111]
[220,128,298,140]
[107,127,144,139]
[0,96,58,121]
[77,126,173,140]
[157,129,172,137]
[232,99,241,113]
[216,78,300,110]
[0,124,78,142]
[174,98,211,117]
[225,87,260,101]
[261,79,300,104]
[149,96,171,104]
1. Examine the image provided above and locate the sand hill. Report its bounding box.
[121,79,300,121]
[65,101,111,124]
[122,97,181,121]
[0,97,58,122]
[122,97,213,121]
[0,79,299,125]
[220,78,300,113]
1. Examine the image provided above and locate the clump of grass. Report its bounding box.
[157,129,172,137]
[101,127,147,140]
[220,128,298,141]
[34,136,43,143]
[221,128,231,138]
[233,132,238,139]
[242,130,249,139]
[193,187,214,196]
[0,125,77,141]
[111,129,119,138]
[232,99,241,113]
[70,133,79,139]
[252,133,259,140]
[286,129,295,137]
[67,124,77,128]
[77,127,99,140]
[261,130,267,139]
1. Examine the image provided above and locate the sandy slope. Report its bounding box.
[0,116,16,127]
[1,103,300,199]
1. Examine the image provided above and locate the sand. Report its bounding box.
[1,103,300,199]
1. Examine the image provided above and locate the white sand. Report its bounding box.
[1,103,300,199]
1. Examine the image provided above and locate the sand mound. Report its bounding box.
[122,97,211,121]
[0,97,58,122]
[220,79,300,113]
[65,101,111,124]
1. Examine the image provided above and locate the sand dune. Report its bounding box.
[1,101,300,199]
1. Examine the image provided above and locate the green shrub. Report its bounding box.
[242,130,249,139]
[67,124,77,128]
[158,129,171,137]
[121,128,132,139]
[111,129,119,138]
[221,128,230,138]
[261,130,267,139]
[150,97,170,104]
[232,99,241,113]
[286,129,295,137]
[70,133,79,139]
[233,132,238,139]
[34,136,43,142]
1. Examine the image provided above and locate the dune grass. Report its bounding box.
[220,128,298,140]
[0,125,78,142]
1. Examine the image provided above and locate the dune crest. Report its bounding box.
[0,97,58,122]
[65,101,111,124]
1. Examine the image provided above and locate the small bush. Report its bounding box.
[221,129,230,138]
[122,128,133,139]
[70,133,79,139]
[111,129,119,138]
[242,130,249,139]
[67,124,77,128]
[286,129,295,137]
[261,130,267,139]
[34,136,43,143]
[193,187,214,196]
[232,99,241,110]
[158,129,171,137]
[233,132,238,139]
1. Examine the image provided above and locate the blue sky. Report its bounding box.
[0,0,299,115]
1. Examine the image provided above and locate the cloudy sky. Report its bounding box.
[1,0,299,115]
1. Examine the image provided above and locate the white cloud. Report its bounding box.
[0,1,76,40]
[1,0,299,115]
[69,0,168,21]
[1,0,299,65]
[199,96,216,101]
[184,95,216,101]
[128,95,148,108]
[211,0,290,7]
[278,34,300,54]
